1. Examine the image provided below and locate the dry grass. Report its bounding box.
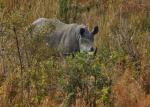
[113,69,150,107]
[1,0,58,22]
[0,0,150,107]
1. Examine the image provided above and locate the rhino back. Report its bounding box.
[30,18,64,36]
[47,24,80,54]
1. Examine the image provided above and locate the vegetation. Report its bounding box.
[0,0,150,107]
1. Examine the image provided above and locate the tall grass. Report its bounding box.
[0,0,150,107]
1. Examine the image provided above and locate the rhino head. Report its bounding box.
[78,26,99,55]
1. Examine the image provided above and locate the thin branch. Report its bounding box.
[13,27,24,104]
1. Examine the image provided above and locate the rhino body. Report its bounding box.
[30,18,99,55]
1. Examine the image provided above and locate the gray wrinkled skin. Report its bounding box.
[30,18,99,55]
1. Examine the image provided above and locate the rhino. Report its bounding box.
[29,18,99,56]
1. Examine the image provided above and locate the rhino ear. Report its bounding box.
[92,26,99,35]
[80,28,85,36]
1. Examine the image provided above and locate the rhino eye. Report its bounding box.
[80,28,85,36]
